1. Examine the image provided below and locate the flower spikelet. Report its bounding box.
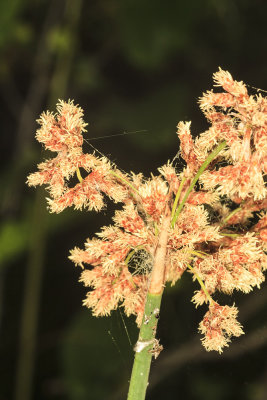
[195,68,267,201]
[177,121,200,172]
[199,303,244,353]
[213,67,248,98]
[35,99,87,152]
[166,204,221,286]
[253,211,267,251]
[200,158,266,201]
[27,100,128,212]
[194,233,266,295]
[80,266,141,318]
[138,176,169,221]
[122,275,148,326]
[113,203,146,233]
[69,199,154,323]
[191,289,210,308]
[158,163,180,193]
[79,265,148,325]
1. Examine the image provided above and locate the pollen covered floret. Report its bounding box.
[199,158,267,201]
[27,100,128,212]
[253,211,267,251]
[199,303,244,353]
[36,99,88,152]
[177,68,267,202]
[193,233,267,299]
[80,265,147,325]
[212,67,248,98]
[176,121,199,172]
[69,201,154,325]
[158,163,180,193]
[113,202,146,233]
[166,203,221,285]
[138,176,169,222]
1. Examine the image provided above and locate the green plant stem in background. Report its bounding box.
[14,2,83,400]
[127,292,162,400]
[14,189,47,400]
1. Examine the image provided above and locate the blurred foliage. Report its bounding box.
[0,0,26,49]
[116,0,212,69]
[98,80,187,152]
[0,217,30,265]
[1,0,266,399]
[61,310,136,400]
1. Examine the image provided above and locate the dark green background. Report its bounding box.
[1,1,267,399]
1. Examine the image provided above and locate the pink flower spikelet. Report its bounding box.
[27,100,127,212]
[199,304,244,353]
[69,201,154,325]
[197,69,266,200]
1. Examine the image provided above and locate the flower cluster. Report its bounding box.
[183,68,267,201]
[199,304,244,353]
[69,181,221,325]
[176,69,267,350]
[27,100,127,212]
[27,69,267,353]
[192,233,266,303]
[69,202,152,325]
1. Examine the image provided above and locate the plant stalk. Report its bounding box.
[171,140,227,228]
[127,207,171,400]
[127,292,162,400]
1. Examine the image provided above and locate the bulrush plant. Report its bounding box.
[27,69,267,400]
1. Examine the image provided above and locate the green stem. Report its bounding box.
[171,176,186,219]
[127,206,170,399]
[171,140,227,228]
[186,263,214,305]
[110,170,140,196]
[190,249,209,258]
[76,167,83,183]
[127,292,163,400]
[220,205,242,226]
[219,232,240,238]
